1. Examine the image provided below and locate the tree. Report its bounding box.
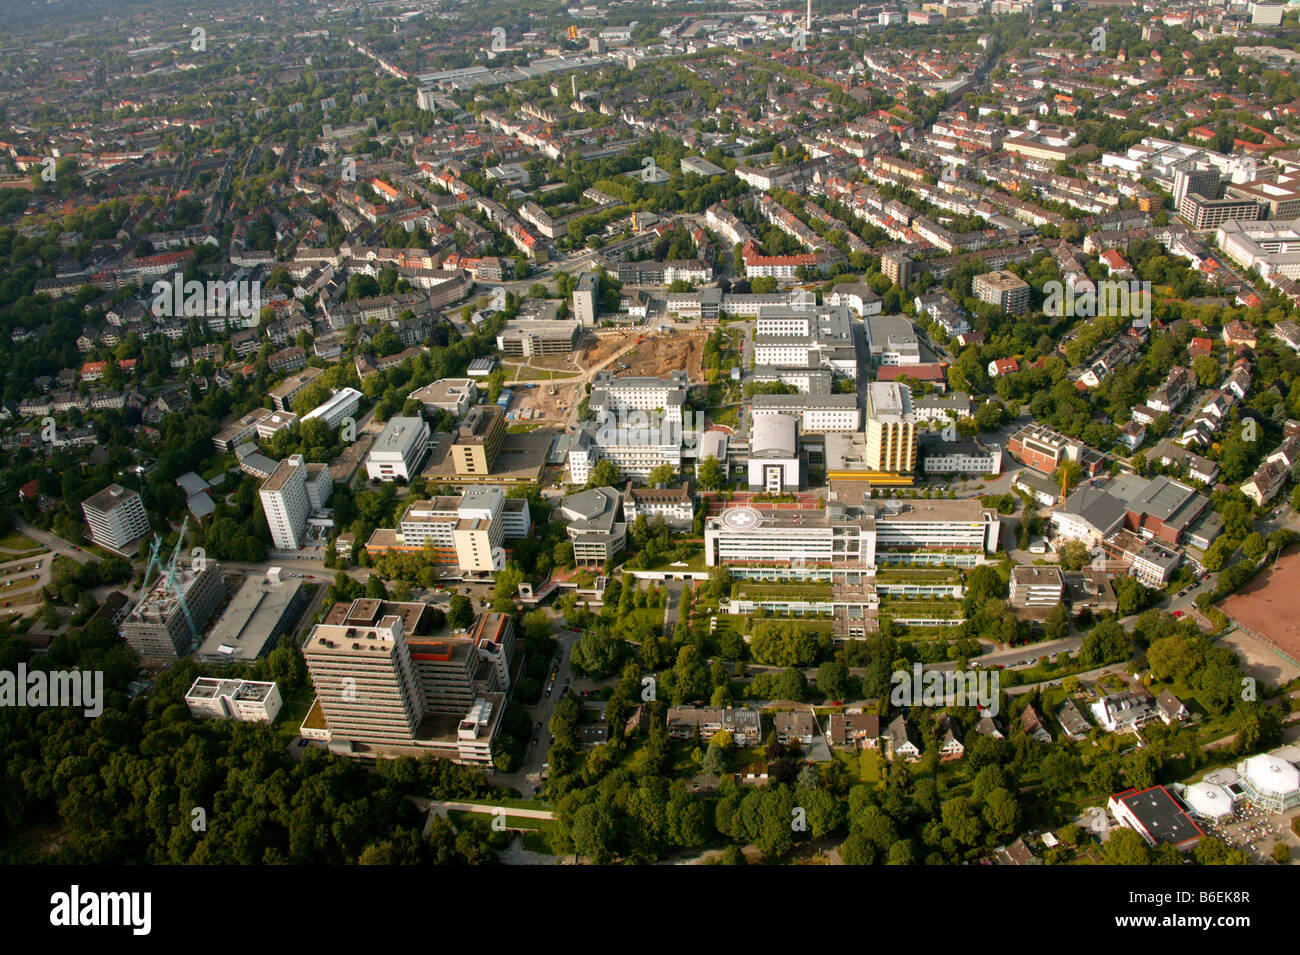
[447,595,474,630]
[697,455,725,490]
[1080,619,1130,667]
[1241,532,1266,562]
[1104,828,1152,865]
[1058,539,1090,572]
[1202,537,1231,572]
[702,742,728,775]
[571,801,617,864]
[1044,602,1069,641]
[588,459,621,488]
[816,660,850,701]
[839,833,875,865]
[645,463,675,486]
[1193,354,1220,388]
[982,788,1020,841]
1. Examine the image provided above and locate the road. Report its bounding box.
[16,521,92,565]
[417,798,556,822]
[662,579,689,638]
[493,621,582,793]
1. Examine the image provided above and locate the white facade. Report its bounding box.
[366,416,432,482]
[260,455,311,551]
[301,387,363,429]
[185,677,283,722]
[922,442,1003,475]
[82,484,151,553]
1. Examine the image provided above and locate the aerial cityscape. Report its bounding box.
[4,0,1300,884]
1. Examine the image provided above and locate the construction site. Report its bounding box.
[581,327,708,379]
[499,327,709,426]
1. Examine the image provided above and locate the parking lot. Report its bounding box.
[1198,805,1298,863]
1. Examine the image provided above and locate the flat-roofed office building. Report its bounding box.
[365,415,431,482]
[450,404,506,475]
[185,677,283,722]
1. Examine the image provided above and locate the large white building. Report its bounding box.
[704,498,1000,572]
[751,393,861,433]
[81,484,151,553]
[301,387,363,429]
[1216,219,1300,285]
[367,485,530,572]
[919,436,1003,476]
[365,415,432,482]
[568,422,683,483]
[589,369,688,424]
[260,455,331,551]
[752,306,859,379]
[748,414,801,492]
[185,677,283,722]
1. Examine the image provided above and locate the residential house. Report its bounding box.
[886,714,922,761]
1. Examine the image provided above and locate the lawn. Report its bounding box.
[708,405,739,429]
[858,748,882,783]
[273,687,317,738]
[447,809,558,852]
[0,532,41,553]
[198,453,235,483]
[751,617,834,638]
[635,546,707,572]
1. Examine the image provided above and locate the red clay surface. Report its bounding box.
[1220,546,1300,664]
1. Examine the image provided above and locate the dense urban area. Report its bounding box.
[2,0,1300,870]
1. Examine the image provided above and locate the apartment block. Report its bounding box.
[865,382,918,474]
[1009,565,1064,608]
[82,484,151,554]
[972,270,1031,315]
[260,455,311,551]
[302,604,427,745]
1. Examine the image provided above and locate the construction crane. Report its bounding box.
[139,515,200,647]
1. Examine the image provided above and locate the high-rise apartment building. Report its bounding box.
[81,484,151,553]
[302,604,427,745]
[260,455,311,551]
[865,382,918,474]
